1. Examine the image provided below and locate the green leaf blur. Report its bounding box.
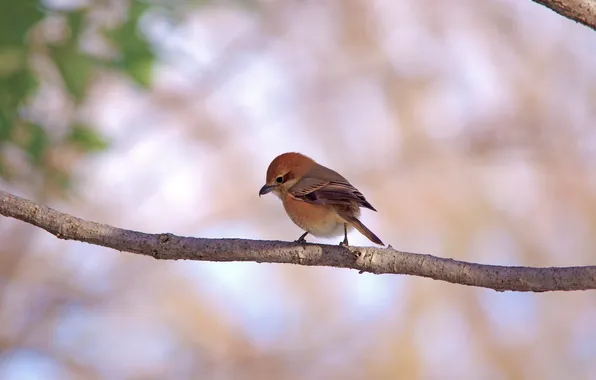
[68,124,110,152]
[0,0,158,198]
[105,2,155,88]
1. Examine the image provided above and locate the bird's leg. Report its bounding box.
[340,224,349,247]
[296,231,309,244]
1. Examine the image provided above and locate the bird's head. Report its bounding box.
[259,152,315,198]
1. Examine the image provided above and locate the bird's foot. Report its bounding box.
[295,231,309,244]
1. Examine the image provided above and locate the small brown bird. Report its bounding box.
[259,152,384,246]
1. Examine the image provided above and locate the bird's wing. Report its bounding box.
[289,164,377,211]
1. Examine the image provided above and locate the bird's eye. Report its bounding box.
[276,176,284,183]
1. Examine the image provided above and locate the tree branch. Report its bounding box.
[1,190,595,292]
[531,0,596,30]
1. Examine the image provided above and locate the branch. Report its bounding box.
[1,190,595,293]
[531,0,596,30]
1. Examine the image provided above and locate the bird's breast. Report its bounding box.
[282,194,352,237]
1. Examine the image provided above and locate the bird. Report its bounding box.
[258,152,384,246]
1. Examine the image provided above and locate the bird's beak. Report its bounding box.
[259,184,275,197]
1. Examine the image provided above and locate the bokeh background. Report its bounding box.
[1,0,596,379]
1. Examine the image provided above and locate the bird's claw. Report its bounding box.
[295,231,309,244]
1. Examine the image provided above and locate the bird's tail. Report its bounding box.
[344,215,384,246]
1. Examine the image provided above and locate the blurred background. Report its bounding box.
[1,0,596,379]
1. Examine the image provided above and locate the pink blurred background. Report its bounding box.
[1,0,596,379]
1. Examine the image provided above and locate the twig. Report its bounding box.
[0,190,595,292]
[532,0,596,31]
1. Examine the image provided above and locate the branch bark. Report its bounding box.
[532,0,596,30]
[1,190,595,292]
